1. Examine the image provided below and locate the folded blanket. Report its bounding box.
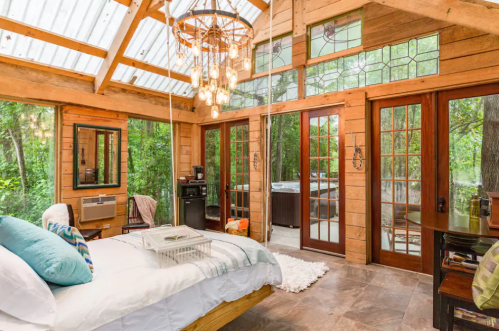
[133,195,156,228]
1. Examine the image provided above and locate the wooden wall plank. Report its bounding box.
[61,105,128,239]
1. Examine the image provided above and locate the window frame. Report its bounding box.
[307,9,364,61]
[252,32,293,74]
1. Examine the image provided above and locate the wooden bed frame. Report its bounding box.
[182,285,274,331]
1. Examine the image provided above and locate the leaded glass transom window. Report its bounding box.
[253,34,293,74]
[309,10,362,59]
[306,34,439,97]
[224,70,298,111]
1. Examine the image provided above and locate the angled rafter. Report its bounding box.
[370,0,499,37]
[121,56,191,83]
[247,0,269,11]
[144,0,166,17]
[95,0,154,94]
[0,16,107,58]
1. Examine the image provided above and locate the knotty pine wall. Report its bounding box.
[61,106,128,238]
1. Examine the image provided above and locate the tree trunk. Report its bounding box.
[7,127,27,210]
[275,115,284,182]
[128,147,135,173]
[1,130,13,164]
[479,94,499,197]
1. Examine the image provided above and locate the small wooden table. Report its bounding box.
[406,212,499,329]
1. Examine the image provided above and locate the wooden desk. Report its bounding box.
[406,212,499,329]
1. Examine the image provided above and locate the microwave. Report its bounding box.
[177,183,207,198]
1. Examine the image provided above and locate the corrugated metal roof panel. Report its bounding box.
[0,0,265,95]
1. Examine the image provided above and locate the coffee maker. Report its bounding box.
[192,166,204,182]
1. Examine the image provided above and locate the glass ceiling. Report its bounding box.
[0,0,265,98]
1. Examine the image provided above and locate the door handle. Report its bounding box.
[438,197,445,213]
[225,184,229,199]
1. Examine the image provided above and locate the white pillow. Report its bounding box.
[0,245,57,327]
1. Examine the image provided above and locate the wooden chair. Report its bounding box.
[439,272,499,331]
[122,196,150,234]
[66,204,102,241]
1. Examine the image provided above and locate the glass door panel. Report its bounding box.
[202,124,224,231]
[227,122,250,221]
[438,84,499,217]
[379,104,422,257]
[373,94,435,273]
[302,108,345,254]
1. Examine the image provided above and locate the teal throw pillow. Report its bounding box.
[0,216,92,286]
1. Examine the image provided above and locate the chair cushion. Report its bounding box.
[48,221,93,272]
[0,216,92,286]
[473,241,499,309]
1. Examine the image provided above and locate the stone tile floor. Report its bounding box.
[270,225,300,249]
[220,242,447,331]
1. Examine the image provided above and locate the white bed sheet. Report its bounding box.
[18,231,280,331]
[95,263,278,331]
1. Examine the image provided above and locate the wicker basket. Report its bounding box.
[228,228,248,237]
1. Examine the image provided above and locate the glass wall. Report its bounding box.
[253,34,292,74]
[127,118,174,226]
[224,70,298,111]
[306,34,439,97]
[309,10,362,59]
[0,100,55,226]
[448,94,499,215]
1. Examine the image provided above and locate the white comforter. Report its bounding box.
[48,231,281,331]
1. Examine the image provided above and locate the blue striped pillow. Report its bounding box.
[48,222,93,272]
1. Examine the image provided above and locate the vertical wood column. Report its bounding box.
[344,92,369,264]
[249,115,264,242]
[178,123,193,178]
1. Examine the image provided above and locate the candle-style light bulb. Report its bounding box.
[243,57,251,71]
[192,40,201,57]
[191,66,200,88]
[198,86,207,101]
[211,106,219,119]
[229,43,239,59]
[206,92,213,106]
[176,53,184,67]
[210,64,220,79]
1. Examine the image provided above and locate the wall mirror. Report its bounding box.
[73,124,121,189]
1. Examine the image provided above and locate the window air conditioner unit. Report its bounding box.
[79,195,117,222]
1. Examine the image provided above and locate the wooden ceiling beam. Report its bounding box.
[0,54,95,81]
[95,0,154,94]
[120,56,191,83]
[247,0,269,11]
[0,16,107,58]
[144,0,166,17]
[108,81,193,103]
[369,0,499,37]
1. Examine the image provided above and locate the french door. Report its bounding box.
[201,120,250,232]
[301,108,345,255]
[372,94,436,274]
[437,83,499,217]
[202,124,225,231]
[225,120,250,223]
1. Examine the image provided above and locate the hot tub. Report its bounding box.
[272,182,300,228]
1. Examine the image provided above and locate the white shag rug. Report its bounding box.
[273,252,329,293]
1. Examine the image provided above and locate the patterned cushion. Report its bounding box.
[47,221,93,272]
[472,241,499,309]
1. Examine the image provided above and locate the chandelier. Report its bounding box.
[173,0,254,119]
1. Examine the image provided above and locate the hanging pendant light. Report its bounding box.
[172,0,254,108]
[211,106,219,119]
[175,52,184,67]
[192,40,201,57]
[243,57,251,71]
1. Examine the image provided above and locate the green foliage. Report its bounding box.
[271,113,300,182]
[449,97,484,215]
[0,101,55,226]
[126,118,174,226]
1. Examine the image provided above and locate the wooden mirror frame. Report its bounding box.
[73,123,121,190]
